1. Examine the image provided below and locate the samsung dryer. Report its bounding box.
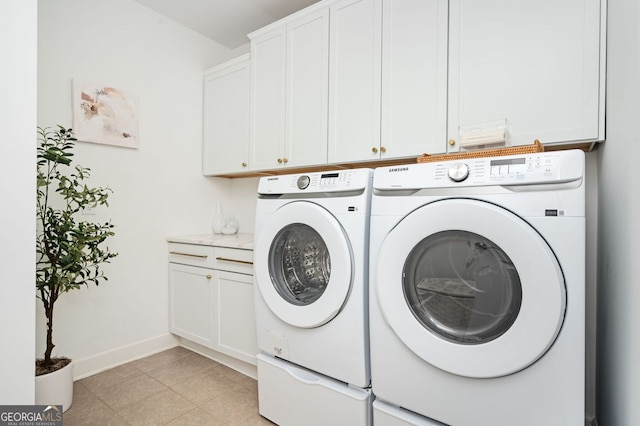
[369,150,586,425]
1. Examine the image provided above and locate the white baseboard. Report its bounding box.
[72,333,179,380]
[71,333,258,381]
[178,338,257,380]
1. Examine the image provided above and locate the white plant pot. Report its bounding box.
[35,360,73,412]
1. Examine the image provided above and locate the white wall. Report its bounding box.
[596,0,640,424]
[0,0,37,404]
[585,151,598,420]
[226,177,260,233]
[36,0,244,377]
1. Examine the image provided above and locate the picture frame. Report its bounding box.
[72,80,139,148]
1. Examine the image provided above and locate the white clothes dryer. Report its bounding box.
[373,400,446,426]
[369,150,586,426]
[254,169,373,426]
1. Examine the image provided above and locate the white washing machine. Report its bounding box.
[369,150,586,426]
[253,169,373,426]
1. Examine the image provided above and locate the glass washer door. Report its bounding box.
[376,198,566,378]
[254,201,353,328]
[268,223,331,306]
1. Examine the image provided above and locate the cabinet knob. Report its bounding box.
[380,146,387,153]
[372,147,378,153]
[205,274,212,279]
[448,139,456,146]
[277,158,283,164]
[241,162,247,167]
[283,158,288,163]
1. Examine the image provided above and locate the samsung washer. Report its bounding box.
[369,150,586,425]
[253,169,373,425]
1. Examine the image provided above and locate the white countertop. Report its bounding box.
[166,233,254,250]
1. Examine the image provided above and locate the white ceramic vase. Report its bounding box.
[35,360,74,412]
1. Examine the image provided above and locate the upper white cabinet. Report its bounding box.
[327,0,382,163]
[238,0,606,173]
[249,8,329,171]
[249,28,286,171]
[287,9,330,167]
[203,55,250,175]
[447,0,605,151]
[380,0,448,158]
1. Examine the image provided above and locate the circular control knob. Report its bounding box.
[448,163,470,182]
[297,175,311,190]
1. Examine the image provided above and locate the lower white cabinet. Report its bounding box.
[213,270,257,365]
[168,243,257,365]
[169,263,214,347]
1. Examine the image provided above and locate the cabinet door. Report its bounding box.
[285,9,330,168]
[250,27,287,171]
[169,263,212,347]
[203,55,250,175]
[212,271,258,365]
[328,0,383,163]
[381,0,448,158]
[448,0,603,151]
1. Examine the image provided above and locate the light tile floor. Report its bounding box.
[64,347,275,426]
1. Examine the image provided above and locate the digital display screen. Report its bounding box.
[321,172,340,178]
[490,158,526,166]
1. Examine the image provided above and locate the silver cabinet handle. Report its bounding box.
[215,256,253,265]
[169,251,208,259]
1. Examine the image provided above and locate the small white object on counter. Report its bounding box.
[225,216,239,234]
[222,226,237,235]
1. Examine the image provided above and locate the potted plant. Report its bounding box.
[35,126,117,411]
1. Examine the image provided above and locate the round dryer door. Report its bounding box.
[376,198,566,378]
[254,201,353,328]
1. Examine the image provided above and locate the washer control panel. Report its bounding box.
[258,169,373,195]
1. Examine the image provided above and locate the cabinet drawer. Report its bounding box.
[168,243,253,275]
[169,243,217,268]
[213,247,253,275]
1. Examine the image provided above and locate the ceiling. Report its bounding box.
[133,0,320,49]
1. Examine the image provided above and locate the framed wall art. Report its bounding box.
[72,80,139,148]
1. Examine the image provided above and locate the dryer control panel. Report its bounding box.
[375,150,584,190]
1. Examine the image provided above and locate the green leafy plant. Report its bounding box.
[36,126,117,375]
